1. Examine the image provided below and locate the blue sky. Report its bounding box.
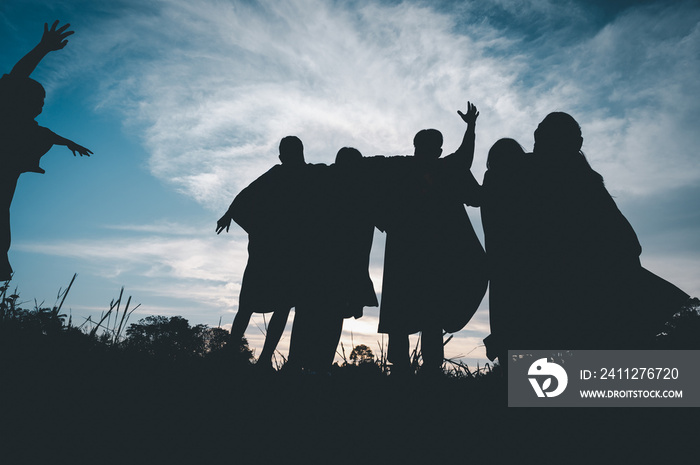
[2,0,699,367]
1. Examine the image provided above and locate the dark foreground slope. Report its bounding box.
[1,350,694,465]
[2,294,699,464]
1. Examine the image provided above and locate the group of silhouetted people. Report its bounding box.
[217,103,489,374]
[219,107,689,375]
[2,22,689,376]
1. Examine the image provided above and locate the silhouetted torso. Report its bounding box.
[317,161,378,316]
[231,162,327,311]
[522,153,651,348]
[0,74,56,278]
[481,154,531,355]
[365,152,486,335]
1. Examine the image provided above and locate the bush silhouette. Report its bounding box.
[656,297,700,349]
[349,344,375,365]
[124,315,253,362]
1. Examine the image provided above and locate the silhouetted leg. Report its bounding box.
[318,313,343,370]
[230,307,253,347]
[388,332,410,372]
[257,307,291,368]
[497,351,509,380]
[287,306,313,370]
[288,305,340,372]
[0,205,13,281]
[0,179,19,282]
[421,327,444,373]
[0,251,11,282]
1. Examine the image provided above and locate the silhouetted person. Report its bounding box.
[372,102,487,374]
[1,21,92,281]
[330,147,378,320]
[217,136,322,369]
[480,138,528,365]
[513,112,688,350]
[287,147,379,372]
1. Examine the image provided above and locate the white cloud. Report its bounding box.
[15,223,249,312]
[70,0,539,210]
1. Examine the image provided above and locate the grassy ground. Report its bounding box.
[1,343,694,464]
[1,281,697,464]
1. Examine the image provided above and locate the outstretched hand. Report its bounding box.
[216,215,232,234]
[66,141,92,157]
[39,20,74,52]
[457,101,479,125]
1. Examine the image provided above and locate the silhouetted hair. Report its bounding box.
[279,136,304,165]
[535,112,603,184]
[335,147,362,165]
[487,138,526,171]
[413,129,443,159]
[534,112,583,156]
[0,76,45,120]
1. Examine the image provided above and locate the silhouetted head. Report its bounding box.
[534,112,604,184]
[413,129,443,160]
[533,112,583,156]
[0,77,46,121]
[335,147,362,165]
[278,136,305,165]
[487,138,526,171]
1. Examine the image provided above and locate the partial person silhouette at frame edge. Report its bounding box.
[367,102,487,375]
[483,112,689,365]
[1,21,93,281]
[217,136,324,370]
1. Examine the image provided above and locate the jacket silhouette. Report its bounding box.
[217,136,328,368]
[363,102,487,371]
[489,112,689,353]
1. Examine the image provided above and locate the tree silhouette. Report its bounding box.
[656,297,700,349]
[124,316,253,361]
[203,326,230,353]
[349,344,375,365]
[0,280,98,361]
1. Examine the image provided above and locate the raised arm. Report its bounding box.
[454,101,479,168]
[445,101,482,206]
[10,21,74,78]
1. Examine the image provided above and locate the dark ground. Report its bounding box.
[1,350,694,465]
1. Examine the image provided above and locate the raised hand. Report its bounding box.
[457,101,479,125]
[39,20,74,52]
[11,21,76,77]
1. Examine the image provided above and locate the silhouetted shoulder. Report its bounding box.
[0,122,54,175]
[0,73,18,95]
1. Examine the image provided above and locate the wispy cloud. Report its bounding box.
[14,220,391,312]
[100,221,208,236]
[61,0,700,210]
[15,223,248,311]
[67,0,533,208]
